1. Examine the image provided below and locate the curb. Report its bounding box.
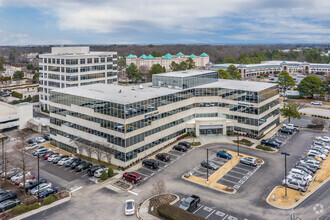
[266,177,330,210]
[137,194,180,220]
[11,192,71,220]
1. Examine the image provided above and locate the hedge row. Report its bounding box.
[11,194,57,215]
[158,204,206,220]
[256,145,274,151]
[311,115,330,119]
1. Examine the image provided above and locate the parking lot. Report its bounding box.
[270,129,298,146]
[132,147,195,187]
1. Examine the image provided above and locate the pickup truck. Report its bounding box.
[283,124,299,131]
[179,195,200,212]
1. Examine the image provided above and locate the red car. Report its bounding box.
[44,152,59,160]
[123,172,142,184]
[15,174,35,185]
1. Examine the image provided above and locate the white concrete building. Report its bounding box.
[126,52,210,71]
[49,70,279,167]
[0,102,33,132]
[212,61,330,78]
[38,47,118,110]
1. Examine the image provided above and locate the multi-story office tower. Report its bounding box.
[49,70,279,167]
[38,47,117,110]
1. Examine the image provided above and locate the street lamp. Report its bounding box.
[237,133,240,157]
[0,134,7,183]
[281,152,290,199]
[37,154,40,203]
[206,148,209,183]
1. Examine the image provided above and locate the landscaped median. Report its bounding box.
[183,150,264,194]
[266,154,330,209]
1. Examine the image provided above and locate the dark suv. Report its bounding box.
[156,153,170,162]
[178,141,190,148]
[142,159,159,169]
[87,165,105,176]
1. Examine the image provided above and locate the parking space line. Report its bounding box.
[206,210,216,219]
[222,214,228,220]
[228,169,247,176]
[220,178,238,185]
[224,174,242,180]
[193,205,204,214]
[233,166,251,172]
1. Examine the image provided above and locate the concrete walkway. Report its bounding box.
[138,200,158,220]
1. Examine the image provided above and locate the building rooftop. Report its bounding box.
[52,78,275,105]
[153,70,216,78]
[40,47,115,57]
[0,102,17,116]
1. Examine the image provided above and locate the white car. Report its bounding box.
[313,141,330,150]
[311,146,329,155]
[311,101,323,106]
[317,136,330,143]
[11,171,31,182]
[30,182,52,195]
[35,137,46,143]
[125,199,135,216]
[94,168,108,178]
[58,157,71,166]
[288,171,313,182]
[47,154,60,162]
[307,150,327,160]
[25,143,38,150]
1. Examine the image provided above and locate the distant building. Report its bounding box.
[2,65,22,78]
[212,61,330,78]
[125,52,210,71]
[0,102,33,132]
[38,47,118,110]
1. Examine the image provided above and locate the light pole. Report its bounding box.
[206,148,209,183]
[37,154,40,203]
[237,133,240,157]
[0,135,7,183]
[281,152,290,199]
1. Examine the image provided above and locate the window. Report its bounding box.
[61,59,64,64]
[100,58,105,63]
[80,59,85,64]
[57,59,60,64]
[87,58,92,64]
[107,56,112,62]
[94,58,99,63]
[44,58,47,63]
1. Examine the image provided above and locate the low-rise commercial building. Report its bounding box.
[49,70,279,167]
[0,102,33,132]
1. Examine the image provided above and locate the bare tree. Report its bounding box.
[84,145,94,158]
[311,118,326,127]
[151,180,166,195]
[104,144,116,164]
[70,139,85,155]
[93,148,103,162]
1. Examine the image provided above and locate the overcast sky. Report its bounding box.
[0,0,329,45]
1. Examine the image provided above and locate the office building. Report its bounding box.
[38,47,118,110]
[0,102,33,132]
[49,70,279,167]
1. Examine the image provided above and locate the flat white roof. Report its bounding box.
[154,70,216,77]
[0,102,17,116]
[52,79,275,104]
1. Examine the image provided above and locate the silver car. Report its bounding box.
[30,183,52,195]
[282,179,308,192]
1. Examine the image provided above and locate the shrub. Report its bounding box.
[256,145,274,151]
[307,124,324,130]
[158,204,206,220]
[41,194,56,206]
[101,170,108,180]
[11,204,27,215]
[191,142,201,146]
[27,202,40,211]
[107,167,114,177]
[11,91,22,99]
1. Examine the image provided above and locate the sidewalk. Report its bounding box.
[138,200,158,220]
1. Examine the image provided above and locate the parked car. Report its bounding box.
[53,155,69,164]
[179,195,200,212]
[283,124,299,131]
[173,145,187,152]
[282,179,308,192]
[124,199,135,216]
[11,171,30,182]
[310,146,329,156]
[178,141,190,149]
[87,165,105,176]
[39,150,53,157]
[279,128,293,134]
[0,199,20,213]
[76,162,92,172]
[290,168,313,180]
[240,157,258,167]
[216,151,232,159]
[3,168,21,179]
[65,158,81,167]
[32,148,48,156]
[44,135,51,141]
[46,153,60,161]
[201,161,219,170]
[287,174,310,185]
[270,138,282,145]
[316,136,330,143]
[30,183,52,195]
[142,159,159,169]
[155,153,170,162]
[306,150,326,161]
[261,139,280,148]
[294,165,314,175]
[38,187,57,198]
[15,174,35,185]
[23,179,47,192]
[27,139,37,144]
[58,157,71,166]
[122,172,142,184]
[94,168,109,178]
[0,191,16,203]
[313,141,330,150]
[299,160,321,169]
[311,101,323,106]
[295,162,317,173]
[35,137,46,143]
[25,143,38,150]
[71,160,84,169]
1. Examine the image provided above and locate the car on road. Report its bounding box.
[76,162,92,172]
[283,124,299,131]
[53,155,69,164]
[178,141,191,149]
[279,127,293,134]
[58,157,71,166]
[261,139,280,148]
[0,191,16,203]
[142,159,159,169]
[179,195,200,212]
[311,101,323,106]
[35,137,46,143]
[155,153,170,162]
[124,199,135,216]
[65,158,81,167]
[0,199,20,213]
[240,157,258,167]
[201,161,219,170]
[316,136,330,143]
[38,187,57,198]
[30,183,52,195]
[173,145,187,152]
[282,179,308,192]
[122,172,142,184]
[216,151,232,159]
[87,165,105,176]
[94,167,109,178]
